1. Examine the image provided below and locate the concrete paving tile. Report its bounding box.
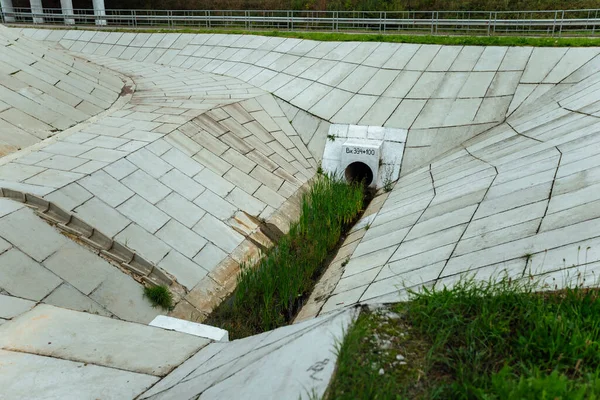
[446,46,482,71]
[473,46,507,71]
[193,242,228,272]
[193,168,235,197]
[157,192,206,229]
[157,219,207,259]
[0,303,208,374]
[381,43,420,69]
[115,223,170,265]
[0,349,158,400]
[74,197,130,237]
[43,282,112,317]
[42,241,114,295]
[406,72,445,98]
[127,148,173,179]
[308,88,353,120]
[426,46,462,71]
[521,48,568,83]
[331,94,378,124]
[159,250,208,290]
[0,163,45,182]
[159,169,206,201]
[384,99,427,128]
[102,158,138,180]
[193,149,232,176]
[223,167,261,194]
[24,169,83,189]
[193,189,237,220]
[35,154,88,171]
[340,42,379,64]
[498,46,532,71]
[193,213,244,253]
[80,147,129,163]
[226,187,266,216]
[221,148,257,174]
[254,185,286,209]
[0,294,36,319]
[79,170,134,207]
[0,207,70,262]
[121,169,172,204]
[458,72,496,97]
[117,195,170,234]
[0,249,62,301]
[160,148,204,177]
[291,82,332,110]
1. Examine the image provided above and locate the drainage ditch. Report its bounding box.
[205,175,375,339]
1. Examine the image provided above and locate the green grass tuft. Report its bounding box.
[208,174,364,338]
[143,285,173,310]
[326,277,600,399]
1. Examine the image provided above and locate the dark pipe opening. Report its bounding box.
[345,162,373,186]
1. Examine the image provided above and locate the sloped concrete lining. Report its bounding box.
[0,304,210,376]
[0,26,123,156]
[0,349,158,400]
[0,44,317,322]
[315,56,600,315]
[0,198,166,324]
[26,27,600,173]
[140,307,357,400]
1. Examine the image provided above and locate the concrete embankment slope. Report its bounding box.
[23,27,600,174]
[0,26,123,155]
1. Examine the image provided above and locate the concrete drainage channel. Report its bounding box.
[0,187,175,288]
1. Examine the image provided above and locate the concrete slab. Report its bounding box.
[0,304,209,376]
[0,249,62,301]
[0,349,158,400]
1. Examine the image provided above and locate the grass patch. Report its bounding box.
[40,26,600,47]
[143,285,173,310]
[207,174,365,339]
[326,278,600,399]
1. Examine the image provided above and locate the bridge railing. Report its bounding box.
[1,8,600,37]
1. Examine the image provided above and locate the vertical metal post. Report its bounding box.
[487,11,491,35]
[0,0,15,23]
[430,11,434,34]
[552,10,557,36]
[207,10,210,28]
[132,9,136,28]
[559,9,564,37]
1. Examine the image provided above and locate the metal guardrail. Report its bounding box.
[1,8,600,36]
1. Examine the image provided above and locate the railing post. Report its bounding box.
[207,10,210,28]
[552,10,557,36]
[132,9,136,27]
[559,9,564,37]
[430,11,434,34]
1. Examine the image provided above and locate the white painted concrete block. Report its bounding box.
[150,315,229,342]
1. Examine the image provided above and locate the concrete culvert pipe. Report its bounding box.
[345,161,374,186]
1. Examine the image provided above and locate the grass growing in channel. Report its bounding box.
[326,278,600,399]
[144,285,174,310]
[209,174,364,339]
